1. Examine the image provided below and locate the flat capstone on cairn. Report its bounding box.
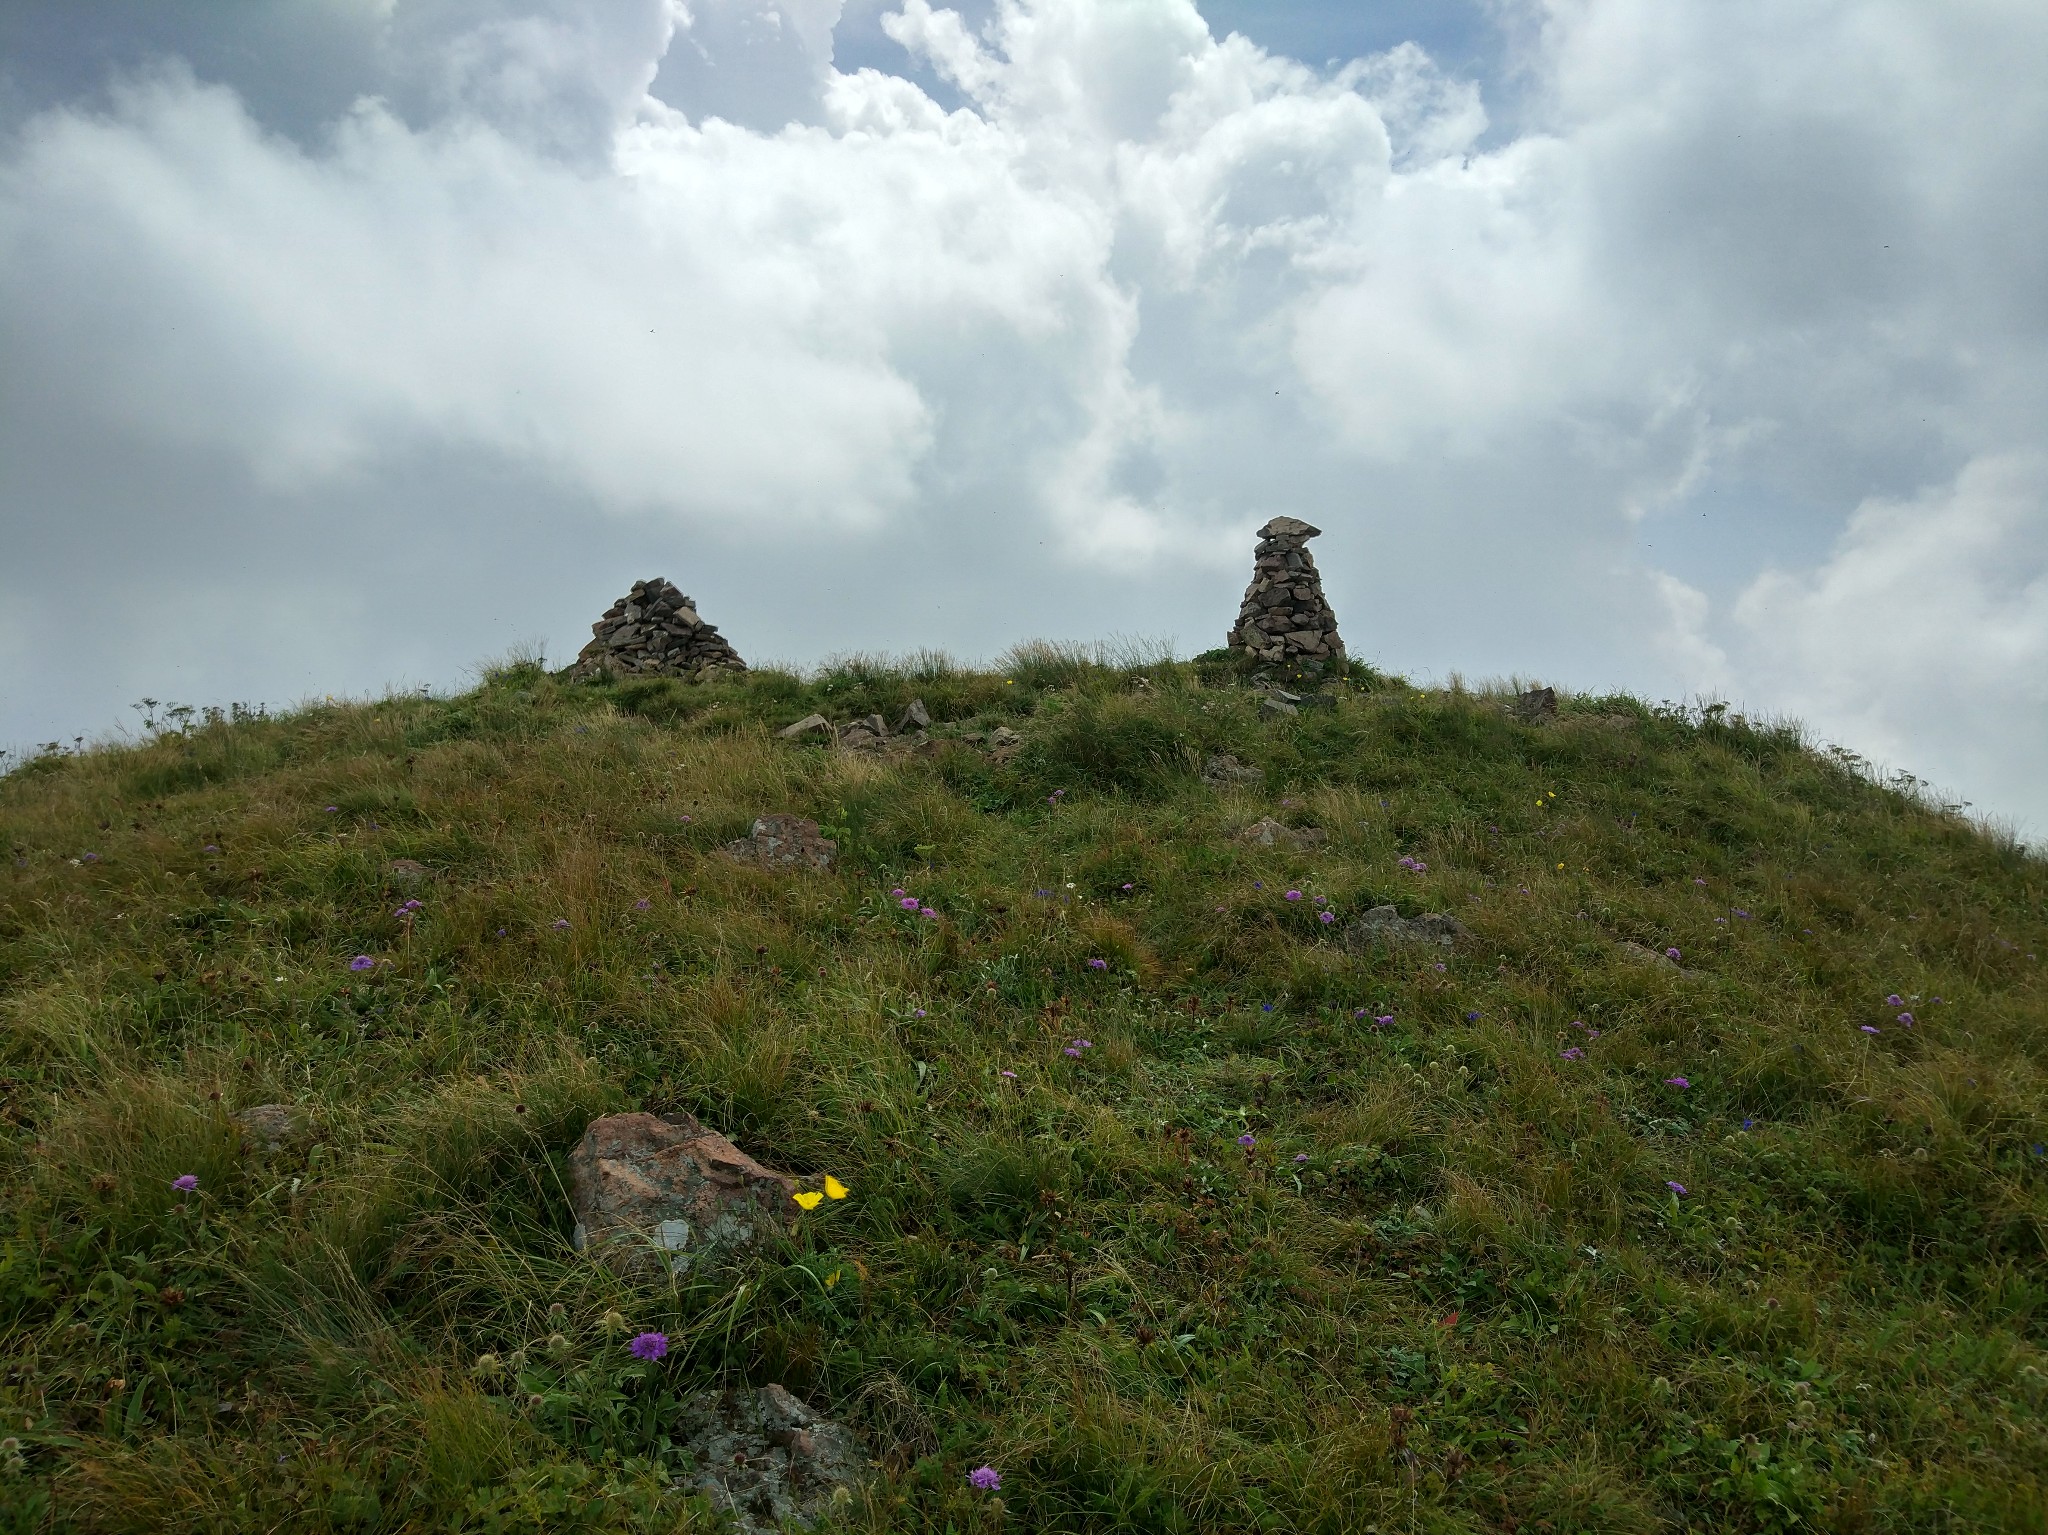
[1229,517,1345,674]
[570,577,746,682]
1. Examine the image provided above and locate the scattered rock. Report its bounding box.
[1509,686,1558,721]
[387,859,430,886]
[1260,695,1299,721]
[988,725,1024,751]
[1618,940,1697,976]
[898,698,932,731]
[1202,753,1265,786]
[570,577,747,682]
[778,714,832,740]
[1237,817,1328,849]
[568,1112,796,1275]
[836,715,890,753]
[233,1103,304,1155]
[1342,905,1470,950]
[675,1384,876,1534]
[1230,518,1346,671]
[722,816,837,873]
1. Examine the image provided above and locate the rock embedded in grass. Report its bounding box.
[1202,752,1264,786]
[673,1384,874,1533]
[721,815,838,872]
[1510,686,1559,721]
[569,1111,796,1275]
[1237,816,1328,850]
[777,713,832,740]
[1341,905,1470,950]
[233,1103,304,1155]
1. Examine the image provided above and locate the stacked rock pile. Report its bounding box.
[570,577,746,681]
[1229,517,1345,669]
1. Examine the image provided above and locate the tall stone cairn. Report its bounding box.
[570,577,747,681]
[1229,517,1345,668]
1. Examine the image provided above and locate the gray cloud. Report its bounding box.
[1,0,2043,834]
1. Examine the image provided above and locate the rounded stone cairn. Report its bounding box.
[569,577,746,682]
[1228,517,1345,671]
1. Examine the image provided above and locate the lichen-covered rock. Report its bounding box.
[721,815,837,873]
[675,1385,875,1534]
[1202,753,1265,787]
[1237,817,1328,850]
[1342,905,1469,950]
[233,1103,305,1155]
[568,1112,795,1275]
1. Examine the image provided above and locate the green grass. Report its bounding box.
[1,651,2043,1533]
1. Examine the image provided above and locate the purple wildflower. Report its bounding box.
[1896,1011,1914,1025]
[325,806,338,813]
[892,888,906,897]
[1285,890,1303,901]
[1319,910,1336,924]
[1693,877,1707,885]
[1000,1069,1017,1079]
[1294,1152,1309,1163]
[1063,1046,1080,1058]
[1465,1010,1481,1021]
[628,1331,668,1362]
[1087,957,1108,970]
[1885,994,1903,1006]
[1560,1047,1585,1061]
[1374,1014,1394,1027]
[1665,1076,1690,1088]
[1861,1024,1880,1034]
[348,955,374,972]
[900,896,920,910]
[1666,1181,1687,1196]
[204,844,219,853]
[1665,947,1681,961]
[1742,1117,1755,1130]
[1732,908,1752,919]
[920,908,938,920]
[1237,1133,1256,1149]
[1071,1039,1092,1051]
[969,1466,1002,1491]
[551,918,570,930]
[171,1173,199,1193]
[634,898,651,910]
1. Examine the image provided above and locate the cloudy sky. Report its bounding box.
[2,0,2043,833]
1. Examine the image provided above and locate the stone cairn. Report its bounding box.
[570,577,745,681]
[1229,517,1344,670]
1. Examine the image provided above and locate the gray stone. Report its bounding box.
[722,815,837,872]
[675,1384,876,1534]
[1201,752,1265,786]
[1343,905,1470,950]
[988,725,1024,750]
[1618,940,1697,976]
[387,858,430,886]
[1238,816,1328,849]
[898,698,932,731]
[233,1103,304,1154]
[778,714,832,740]
[1258,516,1322,540]
[1510,686,1558,721]
[569,1111,796,1276]
[1260,696,1299,720]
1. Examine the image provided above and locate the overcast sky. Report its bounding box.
[2,0,2044,835]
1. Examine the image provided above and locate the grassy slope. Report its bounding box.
[1,650,2044,1535]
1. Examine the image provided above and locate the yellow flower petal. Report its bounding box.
[792,1190,824,1210]
[823,1175,849,1200]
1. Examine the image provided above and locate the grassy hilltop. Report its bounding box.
[1,647,2044,1534]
